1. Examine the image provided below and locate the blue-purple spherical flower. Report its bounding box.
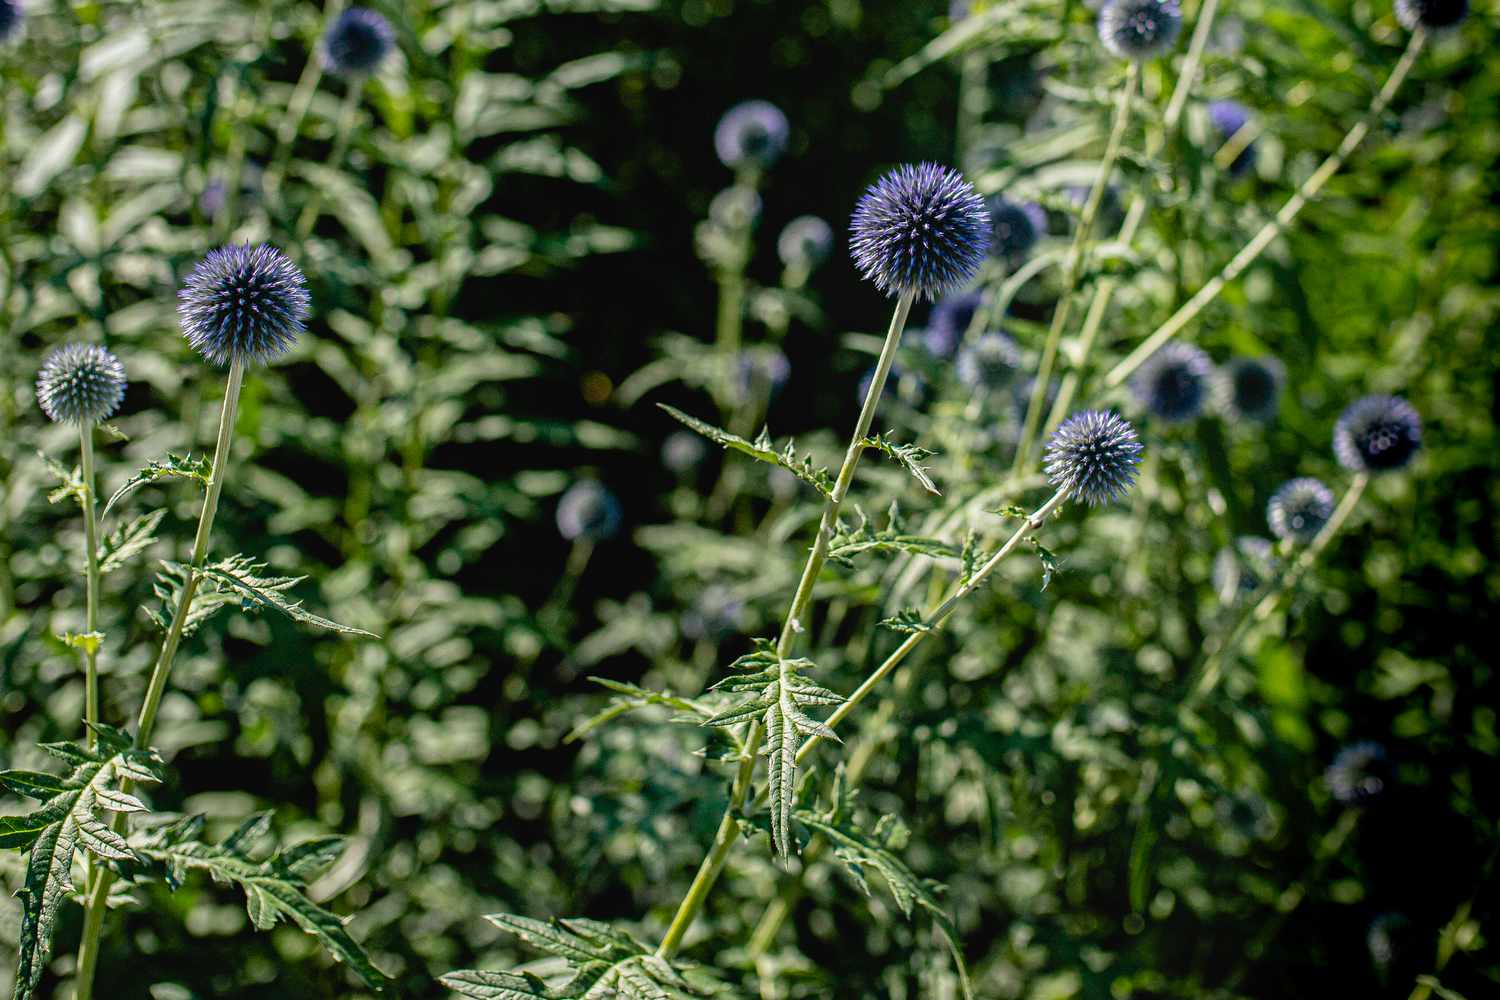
[777,215,834,271]
[1044,410,1143,505]
[178,244,310,366]
[322,7,395,76]
[1395,0,1467,30]
[1267,477,1334,543]
[1212,536,1276,603]
[957,331,1021,390]
[1098,0,1182,58]
[36,343,127,425]
[1218,355,1283,422]
[1326,741,1391,806]
[714,100,789,171]
[0,0,23,43]
[925,290,983,358]
[1208,100,1257,176]
[849,163,991,301]
[1131,342,1213,423]
[556,481,622,542]
[987,196,1046,261]
[1334,395,1422,472]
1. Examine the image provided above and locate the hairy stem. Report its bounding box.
[1104,30,1427,388]
[79,425,102,750]
[655,291,915,961]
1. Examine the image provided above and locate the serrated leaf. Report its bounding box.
[440,970,556,999]
[191,554,378,637]
[146,560,237,637]
[1029,538,1059,591]
[565,678,710,743]
[38,452,86,508]
[861,433,940,495]
[102,452,211,519]
[828,505,960,568]
[99,508,166,573]
[878,608,934,634]
[957,530,981,588]
[658,404,833,497]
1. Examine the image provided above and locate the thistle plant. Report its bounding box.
[0,0,21,43]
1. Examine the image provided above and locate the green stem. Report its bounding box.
[654,291,915,961]
[1013,60,1139,473]
[295,80,363,241]
[1104,30,1427,388]
[72,359,245,1000]
[79,425,101,750]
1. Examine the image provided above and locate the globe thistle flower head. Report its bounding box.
[36,343,127,425]
[986,196,1046,261]
[1044,410,1143,505]
[1218,356,1284,421]
[1131,342,1214,423]
[849,163,991,302]
[777,215,834,271]
[0,0,23,43]
[322,7,395,76]
[1208,100,1257,176]
[1334,395,1422,472]
[957,332,1022,390]
[1395,0,1467,31]
[1098,0,1183,59]
[924,290,983,359]
[178,244,310,367]
[556,481,622,542]
[1212,536,1276,603]
[662,431,708,474]
[1267,477,1335,543]
[714,101,789,171]
[1326,741,1391,806]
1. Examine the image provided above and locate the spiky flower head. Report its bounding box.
[1326,741,1391,806]
[1334,395,1422,472]
[777,215,833,271]
[1218,356,1284,421]
[556,481,622,542]
[1267,477,1334,543]
[322,7,395,76]
[1395,0,1467,30]
[1098,0,1182,59]
[36,343,127,425]
[1212,536,1276,603]
[1045,410,1143,505]
[849,163,991,302]
[1131,342,1214,423]
[1208,100,1257,176]
[178,244,310,366]
[958,331,1022,390]
[0,0,23,42]
[986,196,1046,261]
[714,100,789,171]
[924,290,983,358]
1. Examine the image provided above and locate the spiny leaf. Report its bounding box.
[440,970,556,999]
[957,530,981,588]
[38,452,86,508]
[99,508,166,574]
[192,554,379,637]
[102,452,211,519]
[130,815,386,989]
[879,608,934,635]
[565,678,711,743]
[829,504,960,567]
[658,404,833,497]
[1030,537,1060,591]
[145,560,238,636]
[861,433,940,495]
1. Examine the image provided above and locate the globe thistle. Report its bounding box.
[1334,395,1422,472]
[1098,0,1183,59]
[1325,741,1391,806]
[1131,342,1214,423]
[849,163,991,302]
[986,196,1046,261]
[957,332,1022,390]
[777,215,833,271]
[709,186,762,230]
[714,101,789,171]
[1208,100,1257,176]
[556,481,622,542]
[1218,356,1284,422]
[924,290,983,359]
[1267,477,1335,543]
[35,343,128,425]
[1394,0,1467,31]
[1212,536,1276,603]
[1044,410,1143,505]
[0,0,23,43]
[178,244,311,366]
[322,7,395,76]
[662,431,707,474]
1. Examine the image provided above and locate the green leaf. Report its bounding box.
[144,561,238,636]
[2,739,164,1000]
[861,433,940,495]
[193,554,379,637]
[102,452,211,519]
[957,530,981,588]
[1029,538,1059,592]
[38,452,86,508]
[440,970,556,999]
[658,404,833,498]
[829,504,960,567]
[58,631,105,656]
[878,608,934,635]
[564,678,711,743]
[99,509,166,574]
[130,814,386,989]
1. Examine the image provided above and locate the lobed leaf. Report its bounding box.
[658,404,833,497]
[861,433,940,495]
[99,508,166,574]
[102,452,211,519]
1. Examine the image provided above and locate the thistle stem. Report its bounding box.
[1013,60,1139,474]
[1104,30,1427,389]
[295,80,363,241]
[655,291,915,961]
[73,358,245,1000]
[79,425,102,751]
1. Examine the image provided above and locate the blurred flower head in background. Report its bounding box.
[1395,0,1468,31]
[178,244,310,367]
[36,343,127,425]
[1044,410,1143,505]
[1334,395,1422,472]
[849,163,991,301]
[777,215,834,271]
[714,100,790,171]
[924,290,984,358]
[957,331,1022,390]
[986,196,1046,261]
[1326,741,1392,806]
[1208,100,1257,176]
[1267,477,1335,543]
[1218,355,1284,422]
[1097,0,1183,59]
[662,431,708,474]
[556,481,623,542]
[1131,342,1214,423]
[322,7,396,76]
